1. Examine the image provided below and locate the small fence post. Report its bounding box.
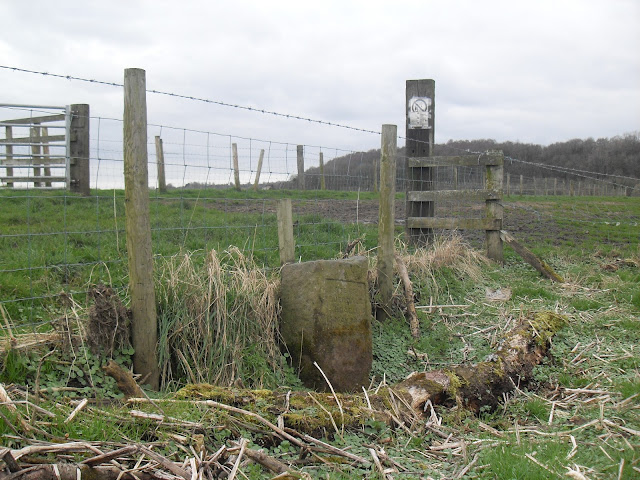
[506,173,510,196]
[232,143,241,191]
[154,136,166,193]
[252,149,265,191]
[554,177,557,196]
[296,145,305,190]
[277,199,295,264]
[319,151,326,190]
[5,126,14,187]
[30,124,42,187]
[377,125,397,319]
[519,174,523,195]
[42,126,52,187]
[485,150,504,263]
[69,104,90,195]
[123,68,159,390]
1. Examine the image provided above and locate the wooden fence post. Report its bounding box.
[69,104,90,195]
[377,124,397,319]
[252,149,264,191]
[519,174,523,195]
[232,143,241,191]
[506,173,510,196]
[30,124,42,187]
[405,79,435,244]
[123,68,159,390]
[154,136,166,193]
[4,126,13,187]
[554,177,557,196]
[296,145,305,190]
[319,151,326,190]
[485,150,504,263]
[42,126,52,187]
[277,199,295,265]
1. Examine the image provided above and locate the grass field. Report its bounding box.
[1,188,639,478]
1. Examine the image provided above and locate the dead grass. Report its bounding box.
[155,247,283,390]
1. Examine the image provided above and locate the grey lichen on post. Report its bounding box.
[252,149,264,191]
[69,104,90,195]
[377,124,397,319]
[123,68,159,390]
[296,145,305,190]
[276,198,295,265]
[232,143,241,191]
[155,136,166,193]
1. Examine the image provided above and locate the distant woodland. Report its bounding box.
[297,133,640,191]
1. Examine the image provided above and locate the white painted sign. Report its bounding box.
[408,96,432,129]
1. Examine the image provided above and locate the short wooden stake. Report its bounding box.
[500,230,564,282]
[252,149,264,191]
[377,124,397,319]
[155,136,166,193]
[319,151,326,190]
[123,68,159,390]
[232,143,241,191]
[277,199,295,265]
[69,104,91,195]
[296,145,305,190]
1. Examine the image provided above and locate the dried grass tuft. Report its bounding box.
[155,247,283,390]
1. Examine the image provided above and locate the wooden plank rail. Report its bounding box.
[408,189,500,202]
[0,113,66,125]
[0,134,66,144]
[409,154,503,167]
[0,176,67,183]
[407,217,502,231]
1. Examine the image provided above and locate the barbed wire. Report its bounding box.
[0,65,382,136]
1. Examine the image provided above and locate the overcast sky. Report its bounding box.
[1,0,639,154]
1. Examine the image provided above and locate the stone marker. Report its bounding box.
[280,256,373,392]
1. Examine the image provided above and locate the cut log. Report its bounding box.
[500,230,564,282]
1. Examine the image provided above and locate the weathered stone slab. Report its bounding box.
[280,256,372,392]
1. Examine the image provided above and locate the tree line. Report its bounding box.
[296,132,640,191]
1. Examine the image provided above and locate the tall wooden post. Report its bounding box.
[296,145,305,190]
[42,126,52,187]
[319,151,326,190]
[519,175,524,195]
[506,173,511,196]
[277,199,295,265]
[377,125,397,319]
[4,127,13,187]
[155,136,166,193]
[373,156,378,193]
[232,143,241,191]
[69,104,90,195]
[485,150,504,263]
[405,79,435,244]
[252,149,264,191]
[123,68,159,390]
[554,177,557,196]
[30,124,42,187]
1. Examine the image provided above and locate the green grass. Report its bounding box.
[1,189,639,478]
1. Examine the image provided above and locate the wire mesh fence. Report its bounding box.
[1,104,639,336]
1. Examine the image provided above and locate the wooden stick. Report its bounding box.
[227,438,246,480]
[138,446,190,480]
[0,448,21,473]
[64,398,88,424]
[0,383,32,433]
[500,230,564,282]
[102,360,145,399]
[241,448,289,475]
[394,254,420,338]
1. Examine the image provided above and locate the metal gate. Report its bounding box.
[0,104,71,188]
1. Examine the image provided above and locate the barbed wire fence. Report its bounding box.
[1,67,639,337]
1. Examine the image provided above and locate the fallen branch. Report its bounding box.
[500,230,564,282]
[395,254,420,338]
